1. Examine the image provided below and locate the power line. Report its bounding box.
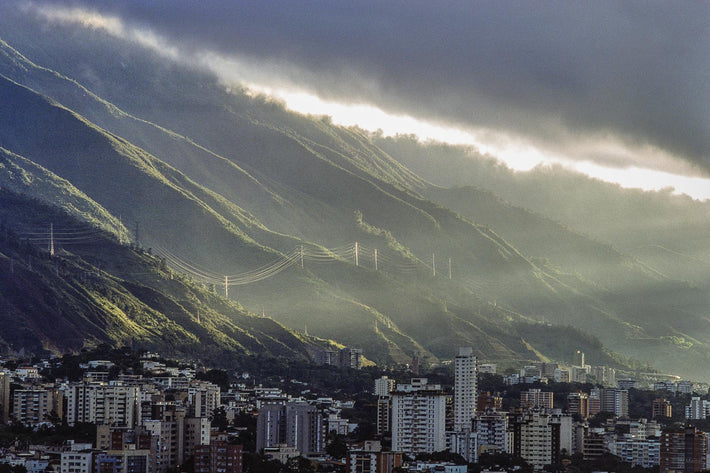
[14,224,110,247]
[153,242,450,290]
[12,221,457,292]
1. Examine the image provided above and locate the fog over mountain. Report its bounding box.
[16,0,710,181]
[2,3,710,380]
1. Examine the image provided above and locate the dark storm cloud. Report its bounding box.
[26,1,710,170]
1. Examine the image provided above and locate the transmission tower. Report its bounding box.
[49,223,55,256]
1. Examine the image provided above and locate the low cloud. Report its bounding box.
[15,0,710,176]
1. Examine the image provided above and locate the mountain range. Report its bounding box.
[1,10,710,379]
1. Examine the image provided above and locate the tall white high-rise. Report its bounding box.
[374,376,395,397]
[454,347,477,431]
[391,378,447,454]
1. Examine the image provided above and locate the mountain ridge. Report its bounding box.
[1,22,710,378]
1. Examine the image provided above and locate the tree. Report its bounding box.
[473,452,533,473]
[180,455,194,473]
[242,452,283,473]
[325,433,348,459]
[233,412,257,452]
[350,421,376,441]
[415,450,467,465]
[288,456,315,472]
[197,369,230,392]
[210,407,229,431]
[0,465,27,473]
[44,410,61,426]
[587,411,615,428]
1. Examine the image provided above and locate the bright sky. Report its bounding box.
[258,86,710,201]
[28,3,710,202]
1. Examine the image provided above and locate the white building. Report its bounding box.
[448,430,478,463]
[25,459,50,473]
[474,411,509,455]
[686,396,710,420]
[183,417,210,460]
[391,378,447,454]
[15,367,41,381]
[345,441,402,473]
[187,380,220,418]
[554,369,570,383]
[654,381,677,393]
[677,381,695,394]
[60,450,94,473]
[374,376,395,397]
[151,377,190,391]
[454,347,477,431]
[478,364,497,374]
[520,389,553,410]
[409,462,467,473]
[327,413,355,436]
[611,437,660,468]
[256,402,324,455]
[615,419,661,439]
[65,382,141,427]
[570,366,589,384]
[142,403,188,471]
[12,388,57,426]
[521,366,542,378]
[592,388,629,418]
[591,366,616,386]
[512,411,572,470]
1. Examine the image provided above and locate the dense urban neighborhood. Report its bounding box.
[1,346,709,473]
[0,4,709,473]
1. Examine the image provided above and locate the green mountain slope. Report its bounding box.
[376,136,710,377]
[0,75,296,270]
[0,189,320,361]
[0,69,596,368]
[0,146,129,241]
[376,135,710,285]
[2,16,710,378]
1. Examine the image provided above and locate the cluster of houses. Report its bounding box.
[1,348,710,473]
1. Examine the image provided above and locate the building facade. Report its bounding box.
[567,392,590,419]
[66,383,140,427]
[194,442,243,473]
[453,347,477,431]
[653,398,672,420]
[512,411,572,471]
[374,377,395,397]
[12,389,56,426]
[391,378,447,454]
[346,441,402,473]
[520,389,553,410]
[660,428,707,473]
[0,371,10,424]
[256,402,324,455]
